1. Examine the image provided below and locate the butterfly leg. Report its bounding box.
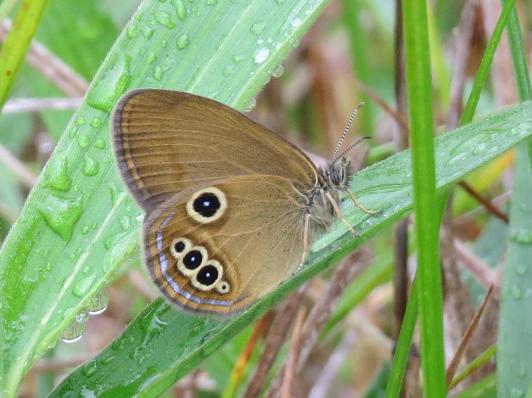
[298,213,311,269]
[347,190,379,215]
[326,192,357,235]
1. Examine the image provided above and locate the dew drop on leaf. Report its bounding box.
[38,196,83,241]
[73,275,96,297]
[82,154,100,176]
[176,33,190,49]
[61,311,89,343]
[251,22,266,36]
[253,47,270,64]
[142,26,155,39]
[155,11,176,28]
[172,0,187,20]
[87,55,131,112]
[46,157,71,192]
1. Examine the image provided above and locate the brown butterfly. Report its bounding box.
[112,89,374,315]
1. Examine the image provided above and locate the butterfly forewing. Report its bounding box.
[113,89,318,211]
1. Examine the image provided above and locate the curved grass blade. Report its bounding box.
[51,102,532,397]
[0,0,332,396]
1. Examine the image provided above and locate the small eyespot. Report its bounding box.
[191,259,223,291]
[186,187,227,224]
[169,237,191,259]
[176,245,207,277]
[216,281,230,294]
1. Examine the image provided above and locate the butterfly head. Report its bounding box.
[321,156,354,192]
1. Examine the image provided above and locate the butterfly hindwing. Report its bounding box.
[143,175,307,315]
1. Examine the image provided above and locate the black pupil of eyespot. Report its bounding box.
[174,241,185,253]
[197,265,218,286]
[193,193,221,218]
[183,250,202,270]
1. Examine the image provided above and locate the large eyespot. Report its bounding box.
[186,187,227,224]
[169,237,191,259]
[176,246,207,277]
[191,259,223,291]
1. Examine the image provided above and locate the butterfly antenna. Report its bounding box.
[329,102,365,164]
[331,136,372,164]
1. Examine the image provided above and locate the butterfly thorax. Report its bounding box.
[305,157,354,232]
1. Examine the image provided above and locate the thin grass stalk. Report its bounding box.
[401,0,446,395]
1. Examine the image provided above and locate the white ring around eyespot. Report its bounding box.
[216,280,231,294]
[186,186,228,224]
[176,245,207,277]
[169,237,192,260]
[191,259,224,291]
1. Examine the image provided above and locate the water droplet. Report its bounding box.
[206,0,217,5]
[45,262,52,271]
[75,117,86,126]
[87,55,131,112]
[291,18,302,28]
[272,64,284,78]
[142,26,155,39]
[120,216,131,231]
[251,22,266,36]
[86,290,109,315]
[510,284,523,300]
[154,65,163,80]
[254,47,270,64]
[38,196,83,241]
[46,157,71,192]
[172,0,187,20]
[176,33,189,49]
[74,275,96,297]
[127,24,138,38]
[94,138,106,149]
[81,360,97,377]
[155,11,176,28]
[90,118,102,128]
[232,54,244,63]
[77,135,90,148]
[147,51,157,64]
[82,154,99,176]
[61,312,89,343]
[471,142,487,155]
[245,97,256,112]
[509,228,532,245]
[110,185,123,205]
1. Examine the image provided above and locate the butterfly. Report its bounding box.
[112,89,374,315]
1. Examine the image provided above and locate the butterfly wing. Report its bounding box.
[113,89,318,211]
[143,175,306,315]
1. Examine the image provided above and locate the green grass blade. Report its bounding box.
[497,2,532,395]
[0,1,332,396]
[0,0,51,112]
[460,0,516,125]
[385,278,418,398]
[51,103,532,397]
[402,0,446,395]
